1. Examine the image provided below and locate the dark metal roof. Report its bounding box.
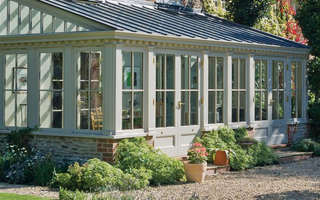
[37,0,310,49]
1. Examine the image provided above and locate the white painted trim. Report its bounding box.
[63,45,74,133]
[248,54,255,125]
[114,44,123,135]
[202,51,208,130]
[147,46,156,135]
[27,47,37,127]
[225,52,232,124]
[0,50,4,129]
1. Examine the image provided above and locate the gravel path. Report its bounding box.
[1,157,320,200]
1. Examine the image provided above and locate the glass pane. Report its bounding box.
[190,56,198,89]
[217,57,224,89]
[272,61,278,90]
[291,91,296,118]
[9,1,18,35]
[240,91,246,121]
[190,91,198,125]
[17,54,28,91]
[5,54,15,90]
[156,54,165,90]
[4,91,15,126]
[133,92,143,129]
[240,59,246,89]
[40,53,52,90]
[43,13,53,33]
[255,60,261,89]
[91,92,102,112]
[296,62,302,90]
[272,91,278,120]
[77,92,89,129]
[122,52,132,89]
[181,55,189,90]
[181,91,189,126]
[55,18,64,33]
[90,52,101,82]
[166,92,175,127]
[53,53,63,79]
[208,91,215,124]
[232,91,238,122]
[80,52,89,90]
[261,60,267,89]
[232,59,238,89]
[166,55,175,90]
[262,91,268,120]
[208,57,215,90]
[279,61,284,89]
[217,91,223,123]
[52,111,62,128]
[297,91,302,118]
[279,91,284,119]
[255,92,261,120]
[134,52,143,90]
[16,94,27,127]
[156,92,164,127]
[20,5,30,34]
[40,91,51,128]
[291,61,296,89]
[122,92,132,129]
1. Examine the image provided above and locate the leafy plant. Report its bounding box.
[6,126,39,152]
[59,188,87,200]
[249,142,279,166]
[115,137,185,185]
[187,142,208,164]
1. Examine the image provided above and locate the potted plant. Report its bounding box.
[211,148,236,166]
[184,142,208,183]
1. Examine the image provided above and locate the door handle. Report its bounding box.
[269,99,276,106]
[177,101,185,110]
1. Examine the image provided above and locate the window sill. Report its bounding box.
[286,119,309,125]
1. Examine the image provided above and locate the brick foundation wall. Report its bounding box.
[0,133,153,164]
[287,123,310,145]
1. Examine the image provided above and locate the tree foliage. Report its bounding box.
[308,57,320,102]
[224,0,274,27]
[295,0,320,56]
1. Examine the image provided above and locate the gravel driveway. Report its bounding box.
[1,157,320,200]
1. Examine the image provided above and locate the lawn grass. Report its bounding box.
[0,193,55,200]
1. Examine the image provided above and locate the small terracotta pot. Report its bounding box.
[184,161,207,183]
[214,150,229,166]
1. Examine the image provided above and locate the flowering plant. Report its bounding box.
[187,142,208,164]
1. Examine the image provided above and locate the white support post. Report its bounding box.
[285,56,292,121]
[0,50,4,129]
[27,47,38,128]
[247,54,255,126]
[302,58,308,121]
[146,46,156,135]
[63,45,75,133]
[225,52,233,125]
[202,51,209,130]
[114,44,123,135]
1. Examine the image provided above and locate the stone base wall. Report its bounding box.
[287,124,310,145]
[0,134,153,164]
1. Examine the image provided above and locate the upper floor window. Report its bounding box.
[232,58,246,122]
[4,54,28,127]
[122,52,143,130]
[208,56,224,124]
[39,53,63,128]
[76,51,102,130]
[291,61,303,118]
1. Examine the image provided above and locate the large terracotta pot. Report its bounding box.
[214,150,229,166]
[184,161,207,183]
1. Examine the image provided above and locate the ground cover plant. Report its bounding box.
[196,126,279,170]
[292,138,320,156]
[114,137,185,185]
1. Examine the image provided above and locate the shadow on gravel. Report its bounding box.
[255,190,320,200]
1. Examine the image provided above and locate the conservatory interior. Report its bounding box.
[0,0,310,160]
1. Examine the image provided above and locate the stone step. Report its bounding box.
[206,163,230,175]
[276,150,313,163]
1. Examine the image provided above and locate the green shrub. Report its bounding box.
[59,188,87,200]
[229,145,254,171]
[292,138,317,152]
[249,142,279,166]
[234,126,248,142]
[115,137,185,185]
[56,158,149,192]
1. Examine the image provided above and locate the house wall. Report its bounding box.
[287,123,310,145]
[0,133,154,164]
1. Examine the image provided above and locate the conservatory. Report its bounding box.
[0,0,310,161]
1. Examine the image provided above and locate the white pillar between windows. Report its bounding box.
[247,54,255,126]
[285,56,292,121]
[146,46,156,135]
[27,47,38,128]
[302,58,308,120]
[63,45,75,133]
[0,50,4,129]
[114,44,123,135]
[225,52,233,125]
[202,51,209,130]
